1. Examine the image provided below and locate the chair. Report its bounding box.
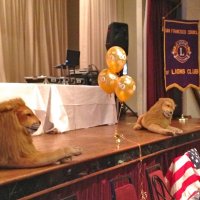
[110,175,138,200]
[145,164,175,200]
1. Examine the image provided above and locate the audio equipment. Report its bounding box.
[106,22,129,55]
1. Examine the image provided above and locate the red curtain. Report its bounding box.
[146,0,181,110]
[38,141,200,200]
[68,142,200,200]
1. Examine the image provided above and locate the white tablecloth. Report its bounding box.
[0,83,117,134]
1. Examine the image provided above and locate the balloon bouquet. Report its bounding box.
[98,46,136,148]
[98,46,136,110]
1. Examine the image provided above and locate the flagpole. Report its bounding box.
[163,2,182,19]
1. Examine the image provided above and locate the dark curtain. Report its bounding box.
[146,0,182,116]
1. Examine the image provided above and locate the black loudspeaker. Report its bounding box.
[106,22,129,55]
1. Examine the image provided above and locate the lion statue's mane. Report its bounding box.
[0,98,81,168]
[133,98,183,135]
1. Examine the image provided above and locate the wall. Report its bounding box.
[182,0,200,118]
[68,0,200,118]
[67,0,141,114]
[121,0,200,117]
[67,0,79,50]
[116,0,146,115]
[123,0,137,113]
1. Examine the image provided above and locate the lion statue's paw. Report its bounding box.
[133,123,142,130]
[64,146,82,158]
[60,157,72,163]
[70,146,82,156]
[60,147,82,163]
[164,127,183,136]
[170,127,183,135]
[45,128,61,134]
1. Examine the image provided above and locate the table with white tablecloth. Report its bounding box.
[0,83,117,134]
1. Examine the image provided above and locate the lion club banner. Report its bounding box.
[164,19,200,91]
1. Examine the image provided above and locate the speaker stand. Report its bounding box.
[116,99,138,120]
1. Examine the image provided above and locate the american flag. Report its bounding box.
[165,148,200,200]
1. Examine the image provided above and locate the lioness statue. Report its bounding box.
[0,98,81,168]
[133,98,183,136]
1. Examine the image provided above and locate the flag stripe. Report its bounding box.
[166,155,192,188]
[165,148,200,200]
[170,166,199,195]
[174,175,200,199]
[171,160,195,187]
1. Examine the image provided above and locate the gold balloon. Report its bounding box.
[115,75,136,102]
[106,46,127,74]
[98,69,118,94]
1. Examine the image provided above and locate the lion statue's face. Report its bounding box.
[0,98,41,134]
[160,98,175,119]
[15,103,41,134]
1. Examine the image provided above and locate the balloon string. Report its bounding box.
[114,129,148,200]
[123,135,148,200]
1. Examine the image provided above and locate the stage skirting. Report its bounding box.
[0,83,117,134]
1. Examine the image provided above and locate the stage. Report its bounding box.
[1,116,200,199]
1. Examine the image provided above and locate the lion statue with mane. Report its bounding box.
[133,98,183,136]
[0,98,81,168]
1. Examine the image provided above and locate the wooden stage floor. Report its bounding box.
[1,116,200,199]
